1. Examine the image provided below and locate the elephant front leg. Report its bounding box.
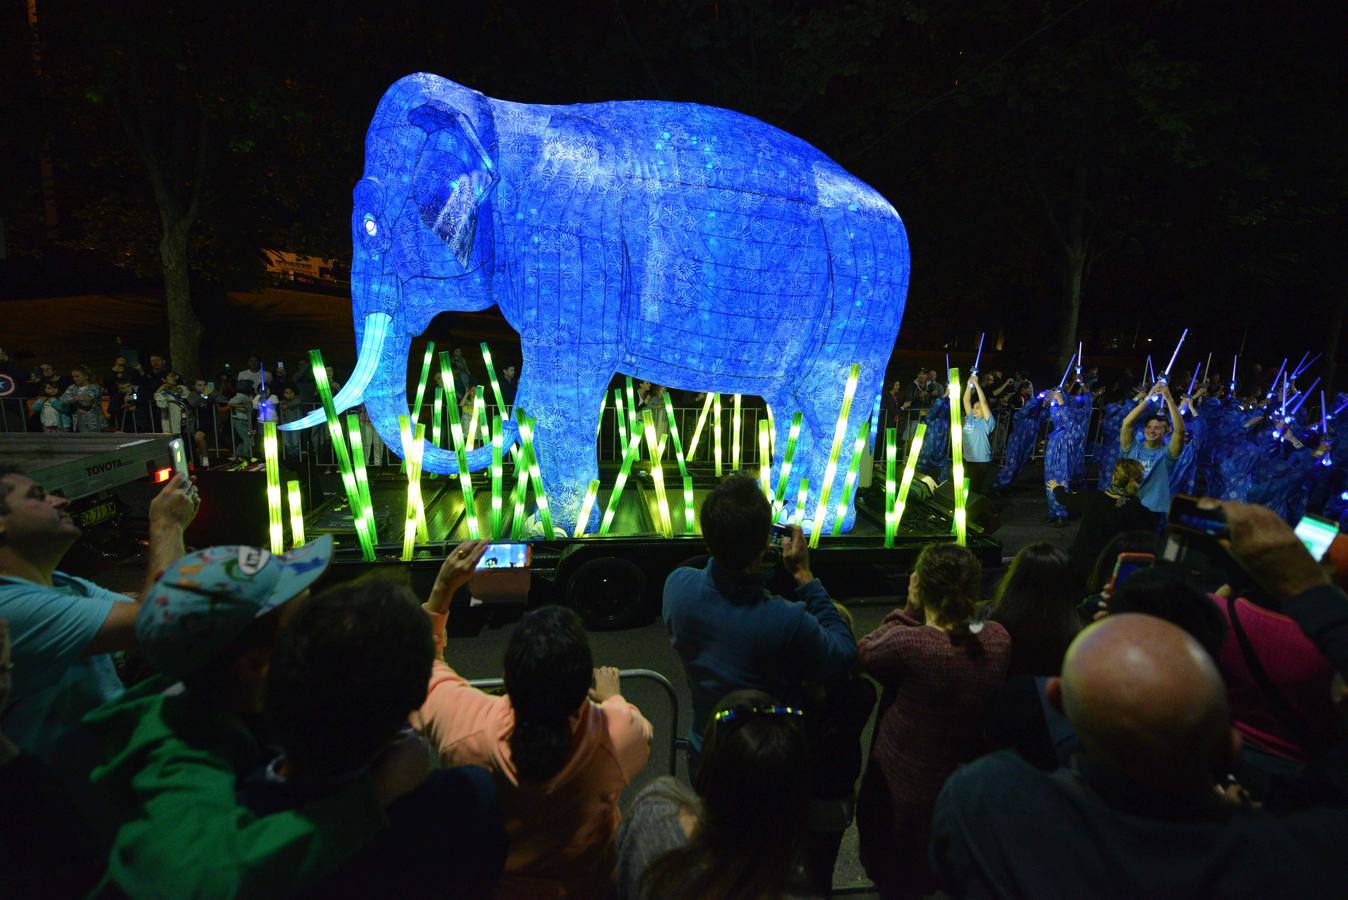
[512,352,612,535]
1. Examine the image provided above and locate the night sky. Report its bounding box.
[2,1,1344,382]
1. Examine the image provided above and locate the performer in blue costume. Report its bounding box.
[917,394,951,483]
[1043,390,1074,523]
[991,401,1043,493]
[1169,391,1205,497]
[1094,397,1129,492]
[1065,384,1093,487]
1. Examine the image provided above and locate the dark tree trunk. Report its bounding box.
[160,223,202,379]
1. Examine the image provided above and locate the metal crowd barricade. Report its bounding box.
[468,667,683,777]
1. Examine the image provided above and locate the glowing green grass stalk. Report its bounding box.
[891,424,927,538]
[600,431,644,535]
[286,480,305,548]
[686,392,715,460]
[309,349,373,560]
[642,410,673,537]
[437,352,479,539]
[947,368,967,546]
[731,394,743,470]
[430,387,443,480]
[883,428,898,548]
[682,474,695,534]
[401,423,427,561]
[479,342,507,416]
[573,478,601,537]
[772,412,804,521]
[517,413,552,537]
[664,402,689,480]
[490,416,504,539]
[831,417,872,535]
[262,422,284,554]
[625,376,640,448]
[758,419,771,499]
[465,387,484,452]
[712,393,724,476]
[411,341,436,421]
[764,404,776,457]
[792,477,811,525]
[346,414,378,555]
[809,363,862,548]
[614,389,629,448]
[595,392,607,440]
[509,459,530,539]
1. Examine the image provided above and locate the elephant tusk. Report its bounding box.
[280,313,392,431]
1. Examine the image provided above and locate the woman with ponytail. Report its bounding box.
[416,543,654,900]
[855,544,1011,898]
[1049,457,1158,585]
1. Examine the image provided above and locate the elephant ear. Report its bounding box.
[409,100,499,269]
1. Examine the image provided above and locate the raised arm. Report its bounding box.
[962,380,974,417]
[1159,385,1184,458]
[1119,386,1158,452]
[971,377,991,421]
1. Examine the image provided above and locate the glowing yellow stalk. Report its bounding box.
[309,350,373,560]
[574,478,601,537]
[731,394,743,470]
[262,422,284,554]
[808,363,862,548]
[831,417,872,535]
[643,410,673,537]
[517,414,552,536]
[883,427,898,548]
[947,368,967,546]
[712,394,723,476]
[772,412,803,521]
[793,477,811,525]
[411,341,436,421]
[892,425,927,536]
[686,392,715,460]
[490,416,504,539]
[758,419,771,499]
[600,432,644,535]
[286,480,305,548]
[682,474,695,534]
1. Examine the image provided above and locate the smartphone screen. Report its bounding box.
[1109,552,1155,592]
[1167,494,1229,540]
[770,523,790,548]
[475,543,531,570]
[169,438,189,479]
[1294,515,1339,562]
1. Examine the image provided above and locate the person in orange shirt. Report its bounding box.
[416,540,654,899]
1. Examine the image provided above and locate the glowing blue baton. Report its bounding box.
[1159,328,1188,383]
[1230,354,1238,393]
[972,332,985,375]
[1057,352,1077,389]
[1266,358,1288,400]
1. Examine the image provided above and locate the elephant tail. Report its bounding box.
[419,416,521,475]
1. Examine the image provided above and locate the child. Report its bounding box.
[31,382,68,431]
[84,536,430,897]
[277,386,304,461]
[228,382,256,459]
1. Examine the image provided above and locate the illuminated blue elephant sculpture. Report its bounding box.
[283,73,909,533]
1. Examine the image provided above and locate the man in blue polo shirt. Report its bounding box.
[0,464,197,792]
[1119,382,1185,514]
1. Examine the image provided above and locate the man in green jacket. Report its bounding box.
[85,536,429,898]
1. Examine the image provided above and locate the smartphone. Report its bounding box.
[169,438,190,480]
[770,523,791,548]
[475,543,531,571]
[277,361,285,370]
[1108,552,1155,594]
[1166,494,1229,541]
[1294,514,1339,562]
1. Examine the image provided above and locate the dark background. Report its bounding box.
[1,1,1343,387]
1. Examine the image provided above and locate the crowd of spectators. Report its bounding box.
[4,443,1348,896]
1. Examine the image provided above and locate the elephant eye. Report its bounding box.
[363,214,378,237]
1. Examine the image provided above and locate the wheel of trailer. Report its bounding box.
[565,557,650,631]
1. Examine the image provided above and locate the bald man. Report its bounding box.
[930,614,1348,898]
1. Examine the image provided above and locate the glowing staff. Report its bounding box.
[831,417,872,535]
[1292,352,1322,382]
[641,410,673,537]
[712,394,724,476]
[1186,363,1202,398]
[437,352,480,539]
[883,428,898,547]
[792,477,811,526]
[600,431,644,535]
[972,332,986,374]
[664,402,689,480]
[1057,352,1077,389]
[772,412,804,520]
[947,368,967,547]
[686,392,715,460]
[1230,354,1239,393]
[573,479,601,537]
[1075,340,1083,378]
[431,386,444,448]
[682,474,695,534]
[808,363,862,549]
[1333,395,1348,418]
[308,350,373,561]
[1321,392,1328,434]
[758,419,772,500]
[490,416,504,539]
[1288,379,1320,415]
[410,341,436,421]
[261,422,284,554]
[1265,358,1288,399]
[479,342,508,417]
[1144,355,1155,386]
[890,425,927,544]
[1291,351,1311,380]
[346,414,379,550]
[731,394,743,470]
[1159,328,1189,383]
[1203,351,1213,385]
[286,480,305,548]
[400,423,428,561]
[614,389,629,448]
[517,414,552,536]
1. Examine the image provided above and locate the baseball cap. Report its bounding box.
[137,534,333,681]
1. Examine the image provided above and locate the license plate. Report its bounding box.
[79,501,118,528]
